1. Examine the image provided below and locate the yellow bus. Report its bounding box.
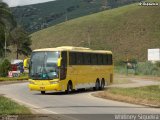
[28,46,113,94]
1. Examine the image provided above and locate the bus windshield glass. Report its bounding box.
[29,51,60,80]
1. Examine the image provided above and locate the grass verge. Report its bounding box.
[0,96,31,115]
[0,76,28,81]
[93,85,160,107]
[0,73,28,81]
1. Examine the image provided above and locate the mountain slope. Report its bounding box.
[31,0,160,61]
[11,0,140,33]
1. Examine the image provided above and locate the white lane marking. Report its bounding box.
[87,92,100,100]
[3,95,78,120]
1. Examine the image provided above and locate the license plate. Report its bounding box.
[40,87,45,90]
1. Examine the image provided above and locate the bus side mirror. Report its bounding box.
[57,58,61,67]
[23,58,30,69]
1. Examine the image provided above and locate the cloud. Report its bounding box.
[2,0,19,7]
[2,0,55,7]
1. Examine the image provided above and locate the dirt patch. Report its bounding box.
[112,74,160,88]
[93,91,160,108]
[113,74,133,84]
[116,74,160,81]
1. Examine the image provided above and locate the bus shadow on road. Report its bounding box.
[34,105,150,109]
[34,89,98,96]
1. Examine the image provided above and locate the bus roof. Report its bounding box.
[33,46,112,54]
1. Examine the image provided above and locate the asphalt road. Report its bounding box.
[0,82,160,120]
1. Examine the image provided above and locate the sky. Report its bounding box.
[2,0,55,7]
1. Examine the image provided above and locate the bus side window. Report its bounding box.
[98,54,103,65]
[69,52,76,65]
[84,53,91,65]
[108,54,113,65]
[103,54,107,65]
[76,53,80,65]
[91,54,98,65]
[88,54,91,65]
[76,52,84,65]
[81,53,85,65]
[84,53,87,65]
[91,54,94,65]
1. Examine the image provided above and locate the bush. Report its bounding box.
[115,61,160,76]
[136,62,160,76]
[0,59,11,77]
[115,59,126,66]
[115,58,138,66]
[0,76,28,81]
[156,61,160,68]
[129,58,137,64]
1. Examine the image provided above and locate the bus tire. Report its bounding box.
[66,81,73,94]
[94,80,100,91]
[41,91,45,94]
[100,79,105,90]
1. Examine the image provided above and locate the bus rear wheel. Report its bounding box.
[94,80,100,91]
[66,82,73,94]
[41,91,45,94]
[100,79,105,90]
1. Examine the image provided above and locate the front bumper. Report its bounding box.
[29,83,61,91]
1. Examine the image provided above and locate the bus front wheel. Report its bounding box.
[94,80,100,91]
[100,79,105,90]
[66,82,73,94]
[41,91,45,94]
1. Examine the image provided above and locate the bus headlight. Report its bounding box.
[50,81,59,84]
[30,81,35,84]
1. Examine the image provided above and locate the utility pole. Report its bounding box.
[87,26,91,48]
[65,14,68,21]
[65,10,68,21]
[4,28,8,58]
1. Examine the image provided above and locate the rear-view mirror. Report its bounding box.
[23,58,30,69]
[57,58,61,67]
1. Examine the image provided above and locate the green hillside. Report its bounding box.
[11,0,140,33]
[31,0,160,61]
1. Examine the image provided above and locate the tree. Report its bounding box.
[0,59,11,77]
[0,1,16,58]
[0,1,16,27]
[0,26,5,57]
[0,25,11,57]
[11,26,32,59]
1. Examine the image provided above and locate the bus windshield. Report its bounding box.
[29,51,60,80]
